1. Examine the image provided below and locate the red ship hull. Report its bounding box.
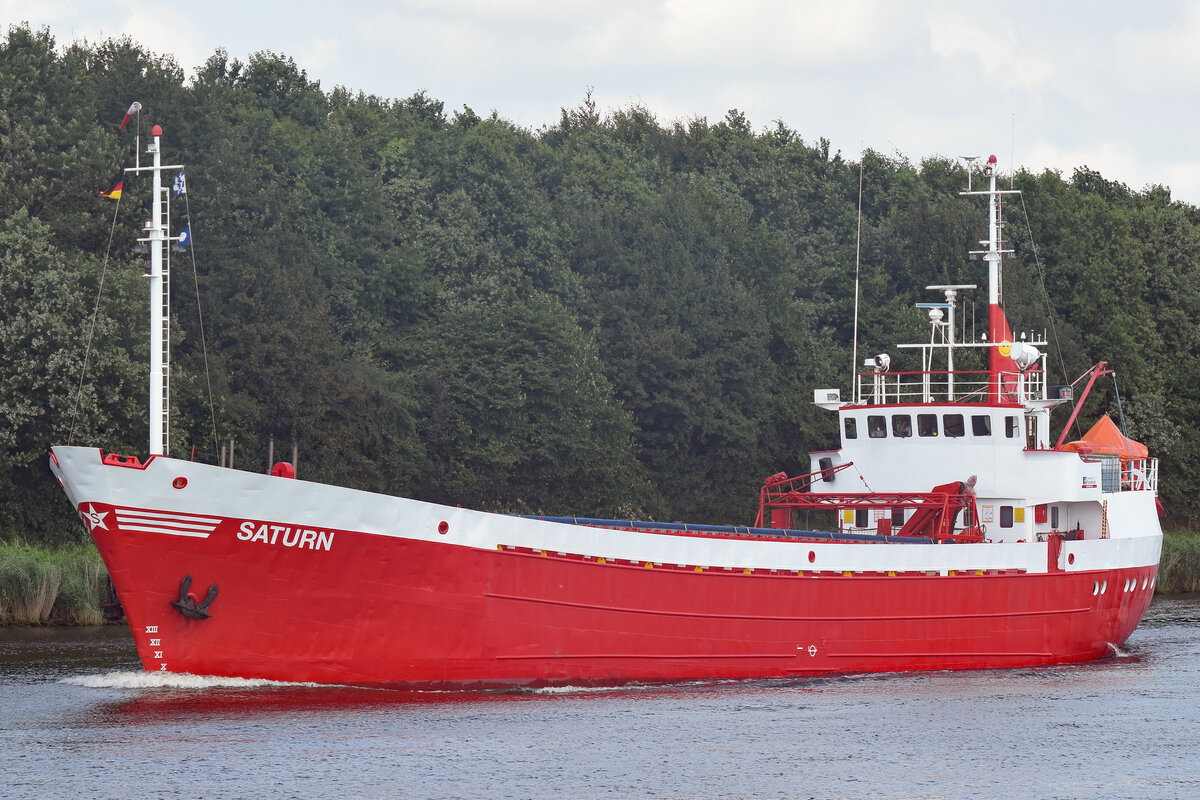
[92,507,1157,688]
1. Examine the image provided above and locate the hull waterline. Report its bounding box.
[52,447,1159,688]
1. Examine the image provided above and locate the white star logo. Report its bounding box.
[80,504,109,532]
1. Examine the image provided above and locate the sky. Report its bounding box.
[7,0,1200,204]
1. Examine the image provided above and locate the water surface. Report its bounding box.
[3,596,1199,799]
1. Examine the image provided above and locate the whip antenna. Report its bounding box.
[851,148,864,402]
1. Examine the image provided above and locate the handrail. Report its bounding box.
[856,368,1044,405]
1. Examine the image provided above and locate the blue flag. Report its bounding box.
[172,224,191,252]
[173,170,186,197]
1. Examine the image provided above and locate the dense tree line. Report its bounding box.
[3,25,1198,544]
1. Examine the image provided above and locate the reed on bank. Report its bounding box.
[0,541,107,625]
[1158,528,1200,593]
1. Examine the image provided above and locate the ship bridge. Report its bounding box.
[804,283,1158,546]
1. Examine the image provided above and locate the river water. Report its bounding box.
[2,595,1199,800]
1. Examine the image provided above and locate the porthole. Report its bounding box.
[1092,581,1099,596]
[1100,580,1107,594]
[808,550,816,564]
[1142,576,1149,590]
[1068,553,1075,565]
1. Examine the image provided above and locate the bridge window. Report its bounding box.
[892,414,912,438]
[943,414,965,437]
[868,415,887,438]
[917,414,938,437]
[844,417,857,440]
[1000,505,1014,528]
[972,415,992,436]
[1006,416,1020,438]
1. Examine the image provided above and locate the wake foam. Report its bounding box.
[61,671,322,690]
[531,684,627,695]
[1107,642,1132,658]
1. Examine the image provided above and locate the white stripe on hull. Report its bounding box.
[51,446,1162,575]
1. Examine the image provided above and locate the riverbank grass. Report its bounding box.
[0,542,107,625]
[1159,529,1200,593]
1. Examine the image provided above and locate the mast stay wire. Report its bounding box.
[69,198,122,445]
[1016,191,1079,438]
[68,172,221,462]
[176,190,221,462]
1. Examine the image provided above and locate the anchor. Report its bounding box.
[101,577,125,623]
[171,574,218,620]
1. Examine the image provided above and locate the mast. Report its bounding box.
[961,155,1018,403]
[149,126,165,455]
[985,155,1000,307]
[132,123,183,456]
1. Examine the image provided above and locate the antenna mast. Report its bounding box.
[851,151,864,402]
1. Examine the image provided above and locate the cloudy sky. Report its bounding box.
[8,1,1200,203]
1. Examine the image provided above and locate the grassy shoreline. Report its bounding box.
[1159,529,1200,593]
[3,531,1198,626]
[0,541,109,625]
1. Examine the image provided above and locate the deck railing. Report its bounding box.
[857,369,1045,405]
[1118,457,1158,493]
[1085,455,1158,494]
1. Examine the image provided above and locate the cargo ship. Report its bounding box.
[51,126,1162,687]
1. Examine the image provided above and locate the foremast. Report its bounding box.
[129,122,184,456]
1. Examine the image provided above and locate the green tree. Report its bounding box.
[0,210,143,539]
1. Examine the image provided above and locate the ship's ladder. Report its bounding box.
[158,186,171,454]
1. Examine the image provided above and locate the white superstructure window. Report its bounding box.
[917,414,937,437]
[943,414,965,437]
[972,415,992,436]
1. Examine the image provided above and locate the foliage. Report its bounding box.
[4,22,1200,549]
[0,210,144,539]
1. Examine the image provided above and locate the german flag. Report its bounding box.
[100,175,124,200]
